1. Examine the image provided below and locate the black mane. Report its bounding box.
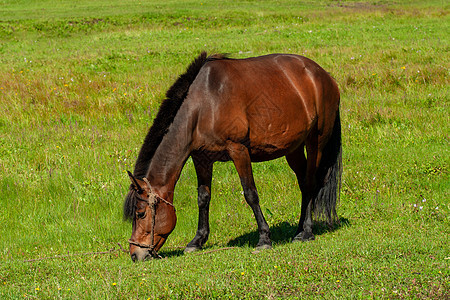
[124,51,228,220]
[133,51,210,178]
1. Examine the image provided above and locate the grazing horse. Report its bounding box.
[124,52,342,262]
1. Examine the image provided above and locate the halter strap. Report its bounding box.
[127,189,175,258]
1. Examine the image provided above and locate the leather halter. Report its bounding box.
[127,187,175,259]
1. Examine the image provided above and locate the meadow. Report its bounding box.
[0,0,448,298]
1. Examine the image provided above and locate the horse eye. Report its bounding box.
[136,211,146,219]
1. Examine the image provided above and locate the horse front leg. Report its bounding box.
[227,141,272,250]
[185,156,213,253]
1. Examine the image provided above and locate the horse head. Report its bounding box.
[125,171,177,262]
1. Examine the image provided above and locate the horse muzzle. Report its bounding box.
[130,246,162,262]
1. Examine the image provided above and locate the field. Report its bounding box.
[0,0,449,298]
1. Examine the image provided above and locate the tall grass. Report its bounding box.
[0,0,448,298]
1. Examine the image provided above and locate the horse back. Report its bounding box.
[188,54,340,160]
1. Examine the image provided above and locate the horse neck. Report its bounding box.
[146,101,196,201]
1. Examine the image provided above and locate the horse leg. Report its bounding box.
[286,145,310,240]
[293,138,322,242]
[286,144,307,193]
[185,156,213,253]
[226,141,272,250]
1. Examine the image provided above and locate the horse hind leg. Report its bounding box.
[286,144,316,242]
[185,156,213,253]
[286,144,307,193]
[290,112,342,242]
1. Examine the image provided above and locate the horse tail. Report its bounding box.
[314,109,342,225]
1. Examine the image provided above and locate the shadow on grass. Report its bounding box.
[160,249,185,259]
[160,217,349,258]
[227,217,350,247]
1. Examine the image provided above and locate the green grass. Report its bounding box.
[0,0,449,298]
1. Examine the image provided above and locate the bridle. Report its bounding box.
[127,177,175,259]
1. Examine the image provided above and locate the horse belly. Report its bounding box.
[247,120,310,162]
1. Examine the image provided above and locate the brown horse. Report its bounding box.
[124,52,342,262]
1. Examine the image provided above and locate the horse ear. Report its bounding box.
[127,171,144,194]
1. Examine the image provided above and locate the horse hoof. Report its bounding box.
[184,246,201,253]
[253,244,272,254]
[293,231,315,242]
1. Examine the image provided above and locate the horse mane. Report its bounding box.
[133,51,229,178]
[124,51,229,220]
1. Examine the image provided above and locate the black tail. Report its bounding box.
[313,110,342,225]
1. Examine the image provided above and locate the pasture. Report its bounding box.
[0,0,448,298]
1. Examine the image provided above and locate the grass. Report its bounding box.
[0,0,449,298]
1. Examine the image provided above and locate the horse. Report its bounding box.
[124,51,342,262]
